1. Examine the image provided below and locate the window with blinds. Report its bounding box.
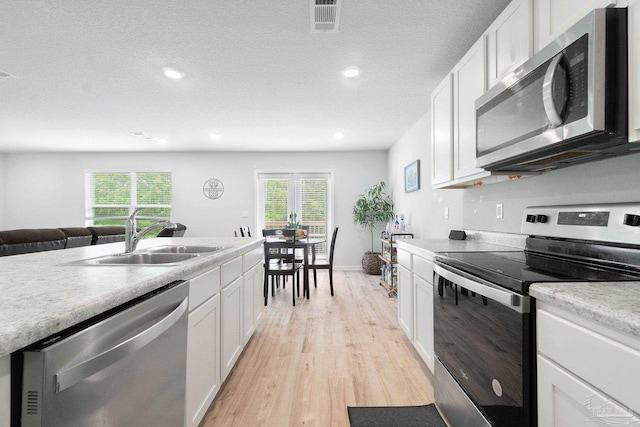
[257,172,332,257]
[85,172,172,228]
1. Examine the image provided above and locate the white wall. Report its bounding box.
[3,151,388,268]
[388,112,464,238]
[388,112,640,237]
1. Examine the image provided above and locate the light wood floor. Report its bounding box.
[201,270,435,427]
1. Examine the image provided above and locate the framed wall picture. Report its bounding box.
[404,160,420,193]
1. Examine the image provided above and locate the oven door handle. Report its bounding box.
[434,264,529,313]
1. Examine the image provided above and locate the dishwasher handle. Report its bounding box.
[55,296,188,393]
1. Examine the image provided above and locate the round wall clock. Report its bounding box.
[203,178,224,199]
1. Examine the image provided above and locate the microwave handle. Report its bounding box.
[542,53,567,127]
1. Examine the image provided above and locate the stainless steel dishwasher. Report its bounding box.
[20,280,189,427]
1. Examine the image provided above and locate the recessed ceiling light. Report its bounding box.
[156,139,169,145]
[342,66,360,78]
[334,132,345,140]
[210,133,222,141]
[162,66,185,81]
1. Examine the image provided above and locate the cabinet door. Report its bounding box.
[537,355,640,426]
[0,355,9,427]
[535,0,617,51]
[431,74,453,186]
[243,264,263,344]
[453,37,487,180]
[397,265,413,340]
[221,276,243,381]
[186,294,221,427]
[413,274,434,374]
[253,264,265,324]
[487,0,532,87]
[630,0,640,142]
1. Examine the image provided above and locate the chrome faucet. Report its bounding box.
[125,208,177,253]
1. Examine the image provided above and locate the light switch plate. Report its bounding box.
[241,210,249,218]
[496,203,504,219]
[444,207,450,219]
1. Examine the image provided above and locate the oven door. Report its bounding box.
[433,263,533,427]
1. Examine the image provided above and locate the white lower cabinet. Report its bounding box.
[221,276,243,381]
[413,274,434,373]
[186,293,221,427]
[537,304,640,425]
[1,355,9,427]
[397,264,414,340]
[397,247,435,374]
[242,263,263,345]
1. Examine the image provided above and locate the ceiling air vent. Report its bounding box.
[310,0,341,33]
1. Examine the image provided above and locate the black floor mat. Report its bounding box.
[347,404,447,427]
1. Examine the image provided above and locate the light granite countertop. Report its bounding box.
[530,282,640,339]
[0,236,263,358]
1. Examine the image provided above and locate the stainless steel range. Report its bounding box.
[433,203,640,427]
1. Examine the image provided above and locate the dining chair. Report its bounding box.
[239,226,251,237]
[263,229,303,306]
[308,227,339,296]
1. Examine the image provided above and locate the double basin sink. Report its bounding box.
[72,245,227,266]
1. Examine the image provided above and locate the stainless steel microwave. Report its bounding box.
[475,8,633,173]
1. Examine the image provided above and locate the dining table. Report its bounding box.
[265,235,326,299]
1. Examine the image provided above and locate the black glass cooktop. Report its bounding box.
[436,251,640,294]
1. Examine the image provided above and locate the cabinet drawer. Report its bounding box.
[243,246,263,272]
[413,255,433,283]
[537,308,640,412]
[189,267,221,311]
[397,249,412,270]
[221,256,243,287]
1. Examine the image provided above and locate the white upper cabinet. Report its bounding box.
[487,0,533,87]
[431,74,453,186]
[535,0,618,52]
[630,0,640,142]
[453,36,488,180]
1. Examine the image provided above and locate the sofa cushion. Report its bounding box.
[0,229,67,256]
[58,227,93,248]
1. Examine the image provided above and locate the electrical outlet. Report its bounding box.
[444,207,450,219]
[241,211,249,218]
[496,203,504,219]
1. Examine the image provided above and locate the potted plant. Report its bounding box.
[352,181,395,275]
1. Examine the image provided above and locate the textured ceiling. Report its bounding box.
[0,0,510,153]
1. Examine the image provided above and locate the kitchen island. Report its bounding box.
[0,236,264,427]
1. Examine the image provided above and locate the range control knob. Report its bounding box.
[536,214,548,223]
[526,214,537,223]
[623,214,640,227]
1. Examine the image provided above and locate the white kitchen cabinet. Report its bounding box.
[185,266,222,427]
[397,264,414,340]
[221,276,243,381]
[535,0,618,52]
[431,74,453,186]
[253,264,265,325]
[487,0,533,87]
[412,254,434,373]
[186,293,221,427]
[242,263,261,344]
[630,0,640,142]
[413,274,434,373]
[452,36,488,180]
[537,304,640,425]
[397,247,435,374]
[1,355,9,427]
[537,355,639,426]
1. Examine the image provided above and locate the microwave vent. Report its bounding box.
[310,0,341,33]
